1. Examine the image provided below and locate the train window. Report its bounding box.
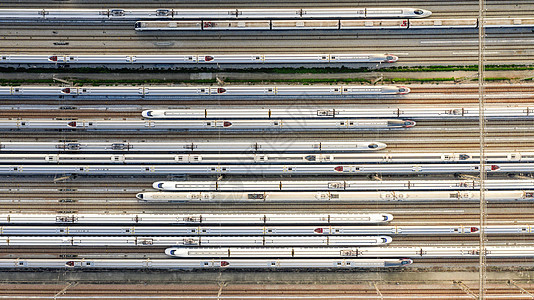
[349,122,354,126]
[211,167,216,171]
[86,262,91,265]
[271,262,276,266]
[200,89,205,92]
[268,89,273,92]
[337,262,342,265]
[88,122,93,126]
[14,88,20,92]
[322,56,327,59]
[178,157,183,161]
[474,166,479,169]
[207,122,211,126]
[339,122,344,125]
[82,89,87,92]
[334,89,339,92]
[1,56,5,60]
[222,168,227,171]
[21,122,26,125]
[288,167,293,171]
[79,167,83,171]
[13,167,18,171]
[18,262,24,266]
[273,122,278,125]
[202,229,207,232]
[332,194,339,199]
[256,56,261,59]
[331,56,336,59]
[449,193,457,198]
[145,167,149,171]
[204,262,209,266]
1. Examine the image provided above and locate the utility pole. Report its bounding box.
[478,0,487,298]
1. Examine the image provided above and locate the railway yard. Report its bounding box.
[1,0,534,299]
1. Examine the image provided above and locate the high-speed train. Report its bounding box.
[0,54,398,64]
[0,85,410,97]
[0,141,387,152]
[167,246,534,258]
[0,213,392,225]
[0,258,413,269]
[0,163,518,175]
[142,106,534,120]
[137,190,534,203]
[153,179,534,191]
[4,225,533,236]
[136,17,533,31]
[0,8,432,20]
[0,236,392,247]
[0,119,415,131]
[3,152,532,165]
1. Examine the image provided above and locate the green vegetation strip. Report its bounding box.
[0,64,533,74]
[0,77,522,86]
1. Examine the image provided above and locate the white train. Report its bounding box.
[136,17,534,31]
[0,213,392,225]
[0,8,431,20]
[0,235,392,247]
[0,258,413,269]
[0,119,415,131]
[0,163,520,175]
[3,225,532,236]
[137,190,534,202]
[142,106,534,120]
[0,54,398,64]
[2,152,532,165]
[154,179,534,191]
[167,246,534,258]
[0,141,387,152]
[0,85,410,97]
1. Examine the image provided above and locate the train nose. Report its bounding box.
[398,86,410,94]
[136,193,144,200]
[153,182,164,189]
[385,55,398,63]
[413,9,432,18]
[142,111,153,118]
[403,120,416,128]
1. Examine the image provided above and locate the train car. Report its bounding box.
[0,258,412,269]
[4,151,534,164]
[164,236,392,246]
[0,213,391,225]
[409,18,478,29]
[0,8,431,20]
[202,20,271,30]
[153,179,534,192]
[340,19,408,29]
[0,54,398,64]
[0,235,392,247]
[0,141,387,152]
[8,225,534,237]
[271,20,339,30]
[143,106,534,120]
[484,18,534,27]
[167,246,534,258]
[136,190,534,203]
[0,119,415,131]
[0,85,410,97]
[0,162,513,175]
[135,21,202,30]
